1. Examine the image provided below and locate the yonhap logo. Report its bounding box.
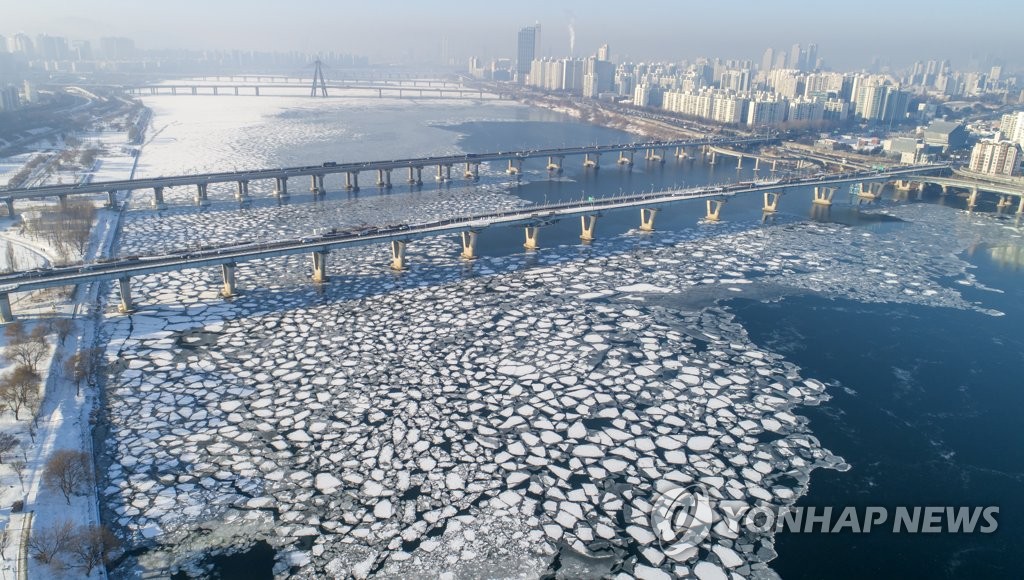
[648,482,1000,558]
[649,484,716,558]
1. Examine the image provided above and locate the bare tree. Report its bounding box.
[0,432,18,463]
[0,528,9,562]
[28,520,75,565]
[65,348,101,395]
[11,459,27,489]
[4,339,48,373]
[0,366,41,420]
[69,525,120,576]
[50,318,75,345]
[3,242,16,273]
[4,320,27,342]
[44,449,93,504]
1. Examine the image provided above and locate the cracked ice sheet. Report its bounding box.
[97,200,1010,578]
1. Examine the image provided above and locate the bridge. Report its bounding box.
[0,164,948,322]
[121,83,501,100]
[0,137,776,215]
[188,76,463,87]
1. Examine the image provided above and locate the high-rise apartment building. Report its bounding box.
[516,24,541,81]
[969,139,1020,176]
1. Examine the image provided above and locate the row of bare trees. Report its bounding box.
[28,520,119,576]
[21,200,97,265]
[28,450,115,574]
[1,321,50,421]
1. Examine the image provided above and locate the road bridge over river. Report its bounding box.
[0,137,775,215]
[0,164,949,322]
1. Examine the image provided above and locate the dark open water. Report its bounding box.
[447,117,1024,578]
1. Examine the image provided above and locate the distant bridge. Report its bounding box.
[121,83,502,100]
[0,138,776,214]
[0,164,949,322]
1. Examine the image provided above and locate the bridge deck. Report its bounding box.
[0,164,947,295]
[1,138,772,201]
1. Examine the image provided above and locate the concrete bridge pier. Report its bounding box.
[940,184,949,195]
[967,187,979,210]
[894,179,914,191]
[584,153,600,170]
[390,240,408,270]
[523,226,540,250]
[736,156,743,170]
[705,200,724,222]
[408,166,423,185]
[618,151,634,166]
[547,156,563,173]
[436,164,447,182]
[106,190,117,208]
[58,194,68,209]
[709,151,717,166]
[754,158,760,171]
[376,169,387,187]
[195,183,210,205]
[857,182,883,200]
[273,177,289,199]
[1017,197,1024,215]
[235,180,250,201]
[763,192,781,213]
[0,293,13,324]
[639,208,658,232]
[311,251,329,283]
[309,175,321,195]
[506,159,522,175]
[580,215,599,242]
[464,163,479,180]
[152,187,166,209]
[346,172,360,192]
[996,195,1012,212]
[812,186,835,206]
[221,263,238,297]
[117,277,134,313]
[460,230,479,260]
[771,159,778,173]
[444,164,452,181]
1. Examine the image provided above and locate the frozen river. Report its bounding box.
[93,94,1022,578]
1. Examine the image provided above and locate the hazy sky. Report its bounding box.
[5,0,1023,70]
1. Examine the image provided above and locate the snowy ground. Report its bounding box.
[93,196,1016,578]
[0,114,137,579]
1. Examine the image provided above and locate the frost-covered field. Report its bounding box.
[96,191,1013,578]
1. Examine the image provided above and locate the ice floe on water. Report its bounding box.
[96,196,1014,578]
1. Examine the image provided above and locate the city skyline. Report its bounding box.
[3,0,1023,70]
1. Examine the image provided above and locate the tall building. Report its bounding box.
[100,37,135,60]
[597,43,610,62]
[1000,111,1024,146]
[35,34,69,61]
[761,47,774,72]
[0,85,20,112]
[969,139,1020,176]
[788,43,803,70]
[747,95,788,127]
[805,43,818,70]
[516,24,541,81]
[10,33,34,57]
